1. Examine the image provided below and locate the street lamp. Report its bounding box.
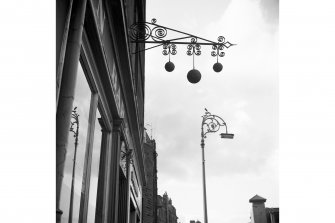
[68,107,79,223]
[200,108,234,223]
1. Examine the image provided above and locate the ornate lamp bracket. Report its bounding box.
[201,108,228,138]
[69,107,79,140]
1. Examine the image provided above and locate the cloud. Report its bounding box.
[145,0,279,222]
[258,0,279,26]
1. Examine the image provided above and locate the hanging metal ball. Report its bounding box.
[187,69,201,84]
[213,62,223,72]
[165,61,175,72]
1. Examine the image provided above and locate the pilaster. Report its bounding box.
[107,118,124,223]
[56,0,87,222]
[95,118,110,223]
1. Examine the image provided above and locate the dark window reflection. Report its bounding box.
[60,62,92,222]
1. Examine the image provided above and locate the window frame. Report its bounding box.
[72,30,113,222]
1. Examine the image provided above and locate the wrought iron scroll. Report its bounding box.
[129,18,235,55]
[186,38,201,69]
[211,36,225,62]
[201,108,228,138]
[69,107,79,142]
[162,43,177,62]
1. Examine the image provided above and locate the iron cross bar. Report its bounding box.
[129,18,235,54]
[132,40,229,46]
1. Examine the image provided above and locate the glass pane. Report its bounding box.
[87,108,102,223]
[59,62,92,223]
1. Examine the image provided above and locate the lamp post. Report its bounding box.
[68,107,79,223]
[200,108,234,223]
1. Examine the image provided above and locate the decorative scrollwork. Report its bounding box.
[205,118,221,132]
[129,19,235,58]
[129,19,168,42]
[187,43,201,56]
[152,26,167,41]
[129,22,151,41]
[224,41,233,48]
[218,36,225,43]
[162,44,177,56]
[211,51,216,57]
[210,35,235,58]
[195,44,201,55]
[211,44,225,57]
[69,107,79,140]
[201,108,227,137]
[171,44,177,55]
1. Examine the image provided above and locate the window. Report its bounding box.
[59,62,92,222]
[59,52,109,222]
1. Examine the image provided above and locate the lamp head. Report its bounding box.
[220,133,234,139]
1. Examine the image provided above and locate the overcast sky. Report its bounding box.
[144,0,278,222]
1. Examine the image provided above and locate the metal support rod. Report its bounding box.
[131,40,228,46]
[193,53,195,69]
[68,109,79,223]
[201,128,208,223]
[145,21,218,44]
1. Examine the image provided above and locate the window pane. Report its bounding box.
[59,62,92,223]
[87,108,102,222]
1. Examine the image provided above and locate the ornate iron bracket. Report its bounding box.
[201,108,228,138]
[129,18,235,54]
[69,107,79,143]
[129,18,236,82]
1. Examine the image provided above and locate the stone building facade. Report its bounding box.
[265,208,279,223]
[157,193,178,223]
[142,132,158,223]
[249,195,279,223]
[56,0,147,222]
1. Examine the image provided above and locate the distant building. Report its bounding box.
[265,208,279,223]
[249,195,279,223]
[157,192,178,223]
[142,131,158,223]
[141,131,179,223]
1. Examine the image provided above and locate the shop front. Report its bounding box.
[56,0,146,222]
